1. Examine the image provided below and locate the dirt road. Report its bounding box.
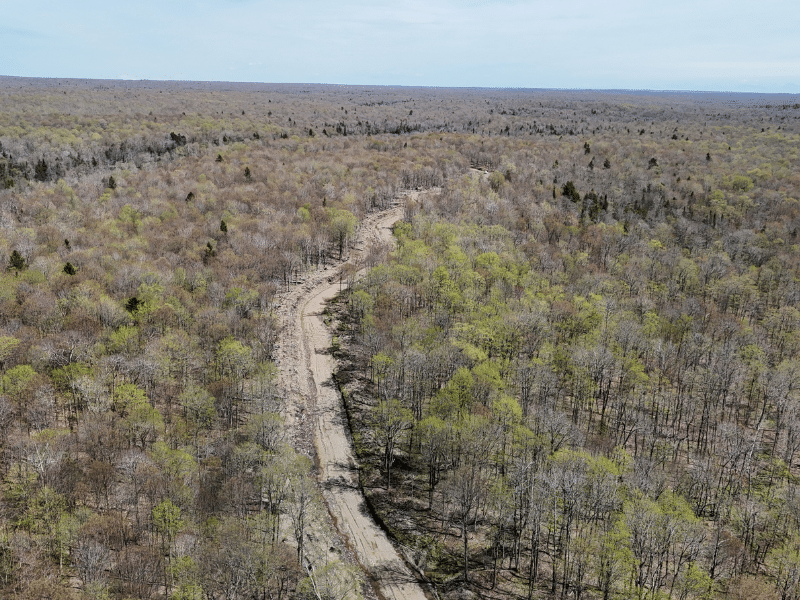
[274,196,430,600]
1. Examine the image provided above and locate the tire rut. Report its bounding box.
[274,191,433,600]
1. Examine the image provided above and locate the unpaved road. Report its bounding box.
[274,194,430,600]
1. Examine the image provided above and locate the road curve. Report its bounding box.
[274,196,430,600]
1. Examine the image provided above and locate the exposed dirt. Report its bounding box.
[273,193,432,600]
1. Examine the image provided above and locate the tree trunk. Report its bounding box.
[463,519,469,582]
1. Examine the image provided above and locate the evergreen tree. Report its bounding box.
[125,296,143,313]
[561,181,581,202]
[34,158,48,182]
[7,250,25,271]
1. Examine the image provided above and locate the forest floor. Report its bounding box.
[274,193,432,600]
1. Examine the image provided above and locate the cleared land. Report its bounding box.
[275,198,431,600]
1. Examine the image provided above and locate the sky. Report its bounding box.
[1,0,798,93]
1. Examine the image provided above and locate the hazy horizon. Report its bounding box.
[3,76,799,102]
[3,0,798,94]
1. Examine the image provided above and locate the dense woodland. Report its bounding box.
[0,76,799,599]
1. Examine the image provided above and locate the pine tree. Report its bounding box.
[125,296,143,313]
[34,158,48,182]
[8,250,25,271]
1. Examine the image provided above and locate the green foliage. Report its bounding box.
[153,498,184,549]
[107,325,140,355]
[112,382,149,414]
[179,384,216,433]
[561,180,581,202]
[0,336,20,370]
[216,337,253,380]
[430,366,474,420]
[328,208,357,259]
[7,250,25,271]
[122,394,164,447]
[2,80,800,600]
[1,364,37,398]
[488,170,505,191]
[767,532,800,600]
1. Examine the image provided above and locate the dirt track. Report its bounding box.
[274,195,430,600]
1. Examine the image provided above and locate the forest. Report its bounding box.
[0,75,799,600]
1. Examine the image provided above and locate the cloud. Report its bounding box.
[0,27,44,38]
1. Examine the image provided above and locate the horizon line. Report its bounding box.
[0,74,798,97]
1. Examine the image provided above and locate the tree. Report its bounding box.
[299,560,363,600]
[121,395,164,448]
[73,537,111,588]
[216,337,254,425]
[179,384,216,451]
[34,158,48,182]
[0,336,20,372]
[418,416,451,509]
[63,262,76,275]
[625,491,705,599]
[287,473,319,564]
[256,448,303,543]
[371,399,412,489]
[446,463,488,582]
[125,296,143,314]
[562,181,581,202]
[168,556,204,600]
[201,518,259,600]
[7,250,25,271]
[767,532,800,600]
[593,519,634,600]
[152,498,184,558]
[489,170,505,191]
[328,209,357,260]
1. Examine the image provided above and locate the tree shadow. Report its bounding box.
[321,464,360,491]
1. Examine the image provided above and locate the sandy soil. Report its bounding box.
[274,195,431,600]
